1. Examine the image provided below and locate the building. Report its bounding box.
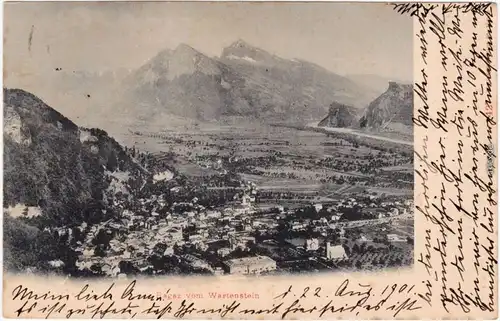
[166,227,183,242]
[196,242,208,251]
[326,243,348,260]
[217,247,232,257]
[387,234,405,242]
[214,267,225,275]
[229,234,255,250]
[359,235,370,242]
[314,204,323,212]
[188,234,203,242]
[331,214,341,221]
[305,238,319,251]
[224,256,277,275]
[182,254,211,270]
[206,210,222,219]
[163,246,174,256]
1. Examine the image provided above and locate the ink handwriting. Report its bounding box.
[411,3,497,317]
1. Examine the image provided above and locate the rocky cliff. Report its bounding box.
[317,82,413,136]
[317,102,358,128]
[358,82,413,133]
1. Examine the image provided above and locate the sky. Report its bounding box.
[4,2,413,88]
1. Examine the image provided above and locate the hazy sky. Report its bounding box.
[4,2,413,86]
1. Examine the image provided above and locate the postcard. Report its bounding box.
[2,2,497,319]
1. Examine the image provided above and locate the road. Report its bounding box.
[306,125,413,146]
[334,213,413,229]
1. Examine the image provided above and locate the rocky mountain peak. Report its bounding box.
[388,81,412,93]
[173,43,200,57]
[318,102,358,128]
[358,81,413,133]
[134,43,221,86]
[221,39,273,64]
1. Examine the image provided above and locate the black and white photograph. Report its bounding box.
[3,2,414,278]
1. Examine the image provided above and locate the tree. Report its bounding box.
[92,229,112,247]
[90,263,103,275]
[94,244,107,257]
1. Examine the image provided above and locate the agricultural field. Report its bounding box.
[125,121,414,206]
[338,218,414,271]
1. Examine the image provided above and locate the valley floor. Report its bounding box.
[127,121,413,200]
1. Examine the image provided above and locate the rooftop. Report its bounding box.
[224,256,276,267]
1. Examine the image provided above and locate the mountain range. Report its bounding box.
[73,40,384,131]
[6,40,412,138]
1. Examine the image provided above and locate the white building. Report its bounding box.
[326,243,348,260]
[196,242,208,251]
[217,247,232,257]
[305,238,319,251]
[224,256,277,275]
[166,227,183,242]
[331,214,341,221]
[206,210,222,219]
[188,234,202,242]
[314,204,323,212]
[48,260,65,268]
[387,234,405,242]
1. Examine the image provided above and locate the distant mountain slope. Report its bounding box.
[358,82,413,134]
[119,40,378,125]
[220,40,377,121]
[3,88,143,226]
